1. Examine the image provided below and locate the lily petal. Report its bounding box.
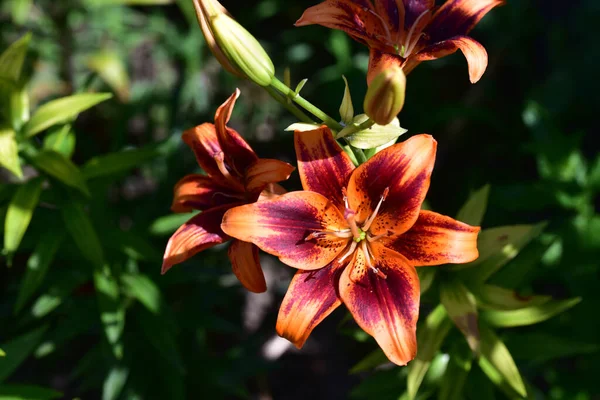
[427,0,504,41]
[373,0,405,35]
[228,240,266,293]
[171,174,242,213]
[340,243,419,366]
[347,134,436,236]
[221,191,348,270]
[277,263,345,348]
[414,35,488,83]
[401,0,434,29]
[182,123,224,178]
[244,158,295,194]
[295,127,355,211]
[162,204,235,274]
[383,210,480,266]
[258,183,287,201]
[214,89,258,174]
[367,48,405,85]
[295,0,386,48]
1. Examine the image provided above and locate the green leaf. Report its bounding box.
[480,297,581,328]
[84,0,173,5]
[284,122,320,132]
[43,125,75,158]
[30,150,90,196]
[294,78,308,96]
[339,75,354,124]
[10,0,33,25]
[87,50,130,102]
[61,200,104,266]
[350,349,388,373]
[23,93,112,137]
[338,114,407,150]
[418,267,436,295]
[121,273,162,314]
[407,305,453,400]
[94,265,125,360]
[136,308,184,373]
[30,270,88,318]
[438,342,472,400]
[9,85,30,132]
[102,228,161,261]
[0,326,47,382]
[82,146,160,179]
[149,212,199,236]
[102,366,129,400]
[0,384,62,399]
[0,33,31,82]
[505,332,600,364]
[3,177,43,261]
[14,230,64,314]
[455,223,546,282]
[0,350,4,357]
[472,284,551,311]
[479,323,526,397]
[440,279,480,353]
[0,127,22,179]
[456,184,490,226]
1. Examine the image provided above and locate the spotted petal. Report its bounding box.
[221,191,348,270]
[162,204,235,274]
[427,0,504,41]
[383,210,480,266]
[340,243,419,366]
[171,174,242,213]
[277,263,345,348]
[295,126,355,211]
[228,240,266,293]
[347,134,436,236]
[182,123,224,178]
[414,35,488,83]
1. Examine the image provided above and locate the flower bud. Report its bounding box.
[193,0,275,86]
[363,66,406,126]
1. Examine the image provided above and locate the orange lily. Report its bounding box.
[221,127,480,365]
[296,0,504,84]
[162,89,294,293]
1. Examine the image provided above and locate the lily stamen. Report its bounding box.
[366,9,393,45]
[361,241,387,279]
[338,241,358,263]
[403,9,430,57]
[305,229,353,241]
[366,232,387,242]
[362,187,389,231]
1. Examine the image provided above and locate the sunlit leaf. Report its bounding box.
[473,284,551,311]
[14,230,65,314]
[30,150,90,196]
[3,177,43,262]
[0,350,4,357]
[294,78,308,96]
[0,126,22,179]
[103,366,129,400]
[10,0,33,25]
[0,33,31,82]
[456,184,490,226]
[480,297,581,328]
[23,93,112,137]
[438,342,472,400]
[479,323,526,397]
[0,326,47,382]
[94,265,125,359]
[9,86,30,132]
[284,122,320,132]
[440,279,480,353]
[61,200,104,266]
[407,305,452,400]
[0,383,62,399]
[87,50,130,102]
[339,76,354,124]
[43,125,75,158]
[338,114,407,149]
[121,273,162,314]
[82,146,160,179]
[148,212,199,236]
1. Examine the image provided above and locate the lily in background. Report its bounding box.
[221,127,480,365]
[162,89,294,293]
[296,0,504,83]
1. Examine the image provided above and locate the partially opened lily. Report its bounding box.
[221,127,480,365]
[296,0,504,84]
[162,89,294,293]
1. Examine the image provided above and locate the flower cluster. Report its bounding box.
[163,0,503,366]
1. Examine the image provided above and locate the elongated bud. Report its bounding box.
[193,0,275,86]
[363,66,406,126]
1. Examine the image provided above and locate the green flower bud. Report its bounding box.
[363,66,406,126]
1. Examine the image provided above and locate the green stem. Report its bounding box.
[264,85,315,124]
[270,78,343,131]
[352,147,367,164]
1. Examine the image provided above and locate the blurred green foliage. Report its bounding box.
[0,0,598,399]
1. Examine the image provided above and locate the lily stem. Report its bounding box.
[270,77,343,131]
[264,85,315,124]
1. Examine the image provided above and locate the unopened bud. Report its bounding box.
[193,0,275,86]
[363,66,406,126]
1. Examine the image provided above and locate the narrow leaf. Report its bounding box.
[0,33,31,82]
[87,50,130,102]
[339,115,407,149]
[440,279,480,353]
[3,177,43,260]
[0,350,4,357]
[10,0,33,24]
[30,270,88,318]
[14,230,65,314]
[23,93,112,137]
[121,273,162,314]
[149,212,199,236]
[350,349,388,373]
[456,184,490,226]
[0,127,22,178]
[480,297,581,328]
[505,332,600,363]
[407,305,453,400]
[438,342,472,400]
[479,323,526,397]
[473,284,551,311]
[82,146,159,179]
[61,200,104,266]
[0,326,47,382]
[339,76,354,124]
[136,308,184,373]
[30,150,90,196]
[43,125,75,158]
[94,265,125,359]
[102,366,129,400]
[0,384,62,399]
[294,78,308,96]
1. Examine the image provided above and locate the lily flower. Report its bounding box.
[221,127,480,365]
[162,89,294,293]
[295,0,504,84]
